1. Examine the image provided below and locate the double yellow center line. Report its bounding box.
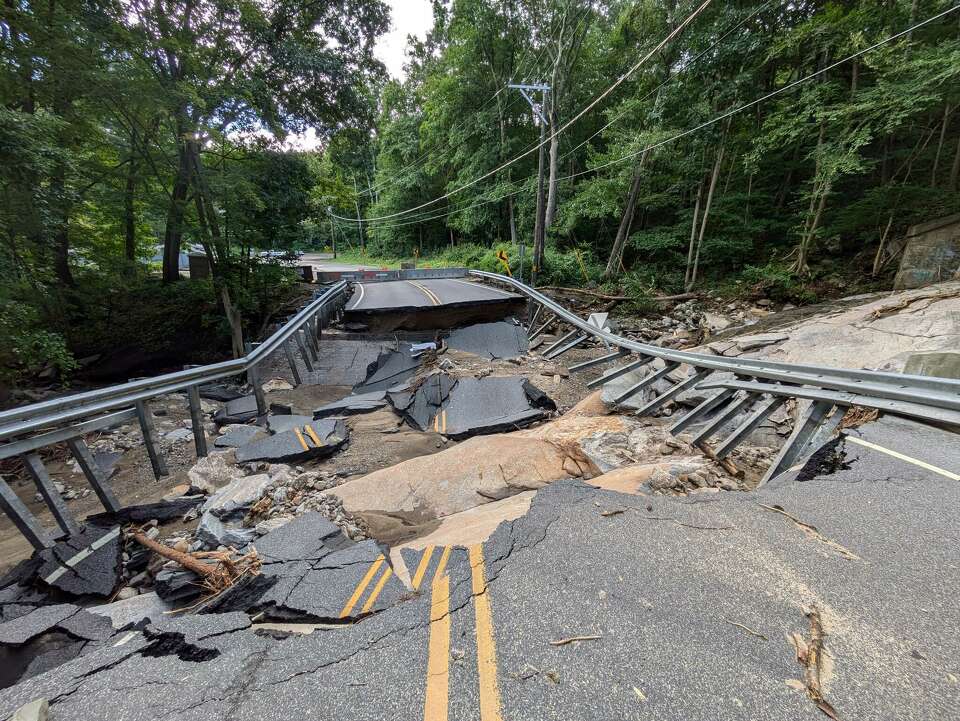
[293,424,325,452]
[339,554,394,618]
[409,280,442,306]
[423,545,503,721]
[432,410,448,435]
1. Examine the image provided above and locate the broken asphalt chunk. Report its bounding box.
[235,419,348,463]
[313,390,388,418]
[84,497,203,526]
[213,395,260,425]
[34,526,122,599]
[446,320,529,359]
[214,424,266,448]
[353,344,421,394]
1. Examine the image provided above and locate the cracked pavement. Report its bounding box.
[1,415,957,720]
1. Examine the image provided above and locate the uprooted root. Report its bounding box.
[129,527,262,596]
[788,606,839,719]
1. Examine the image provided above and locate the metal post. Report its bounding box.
[283,340,303,386]
[302,327,319,362]
[0,475,53,550]
[293,330,314,372]
[186,386,208,458]
[244,342,268,416]
[66,438,121,512]
[135,400,168,479]
[22,452,79,536]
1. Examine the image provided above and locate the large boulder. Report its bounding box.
[332,434,596,523]
[187,450,242,494]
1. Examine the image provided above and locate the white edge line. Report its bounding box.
[44,526,121,584]
[448,277,515,298]
[347,282,365,310]
[846,436,959,481]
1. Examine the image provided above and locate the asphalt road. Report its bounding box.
[2,415,957,720]
[347,279,520,312]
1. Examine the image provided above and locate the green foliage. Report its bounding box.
[740,263,818,305]
[0,301,76,385]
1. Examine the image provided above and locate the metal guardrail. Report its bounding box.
[469,270,960,482]
[0,281,349,550]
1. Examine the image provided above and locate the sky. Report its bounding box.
[375,0,435,80]
[282,0,433,150]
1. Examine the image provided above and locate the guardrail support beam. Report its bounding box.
[568,348,631,373]
[293,331,314,372]
[22,452,79,536]
[0,475,54,550]
[613,361,682,405]
[586,356,652,389]
[760,400,837,485]
[670,388,737,435]
[244,343,268,416]
[635,368,712,418]
[283,341,303,386]
[67,438,121,512]
[690,392,759,446]
[303,327,320,361]
[135,400,168,479]
[714,396,787,460]
[543,333,589,360]
[186,386,208,458]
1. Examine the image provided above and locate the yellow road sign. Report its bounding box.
[495,249,512,277]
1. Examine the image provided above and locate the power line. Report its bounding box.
[356,40,553,199]
[559,0,776,164]
[330,0,717,223]
[334,4,960,236]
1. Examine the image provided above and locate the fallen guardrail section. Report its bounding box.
[0,282,349,551]
[470,270,960,482]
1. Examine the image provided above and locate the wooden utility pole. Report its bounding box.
[509,83,550,286]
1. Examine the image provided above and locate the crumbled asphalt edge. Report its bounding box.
[795,436,854,483]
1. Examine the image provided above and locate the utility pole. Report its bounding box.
[509,82,550,286]
[352,175,365,254]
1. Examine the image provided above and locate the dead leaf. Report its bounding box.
[544,670,560,684]
[600,509,625,517]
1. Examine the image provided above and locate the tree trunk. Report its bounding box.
[684,181,704,288]
[931,103,952,186]
[687,142,725,292]
[545,101,559,229]
[604,156,646,278]
[189,141,244,358]
[163,138,191,282]
[124,130,138,263]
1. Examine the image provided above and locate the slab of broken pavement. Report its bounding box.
[1,278,958,720]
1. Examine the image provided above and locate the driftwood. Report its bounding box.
[535,286,697,304]
[130,530,261,595]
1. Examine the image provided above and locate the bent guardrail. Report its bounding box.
[0,281,349,550]
[469,270,960,483]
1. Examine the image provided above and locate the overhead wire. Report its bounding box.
[332,4,960,235]
[330,0,717,223]
[355,39,552,199]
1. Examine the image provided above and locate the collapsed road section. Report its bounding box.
[0,274,958,720]
[342,278,526,332]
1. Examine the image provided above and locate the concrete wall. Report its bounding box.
[894,213,960,290]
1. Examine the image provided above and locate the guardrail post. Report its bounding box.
[303,326,320,360]
[244,342,268,416]
[22,452,79,536]
[66,438,122,512]
[186,386,208,458]
[283,341,303,386]
[0,475,54,550]
[135,400,168,479]
[293,331,314,372]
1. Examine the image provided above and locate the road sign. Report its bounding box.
[496,249,513,277]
